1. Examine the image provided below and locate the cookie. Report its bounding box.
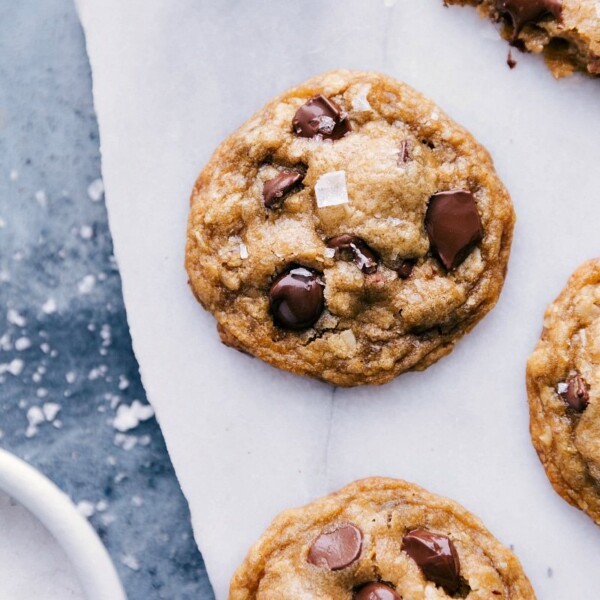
[445,0,600,77]
[185,70,514,386]
[526,259,600,524]
[229,478,536,599]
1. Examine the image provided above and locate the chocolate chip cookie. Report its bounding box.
[527,259,600,524]
[445,0,600,77]
[185,70,514,386]
[229,478,536,599]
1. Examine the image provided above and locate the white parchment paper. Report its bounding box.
[75,1,600,597]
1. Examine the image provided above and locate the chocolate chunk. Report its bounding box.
[402,528,461,594]
[327,234,378,274]
[307,522,362,570]
[292,94,351,141]
[263,171,304,208]
[558,373,589,411]
[269,267,324,330]
[392,259,415,280]
[425,190,483,270]
[355,582,402,600]
[507,49,518,69]
[398,140,411,165]
[495,0,562,33]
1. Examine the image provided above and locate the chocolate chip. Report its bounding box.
[307,522,362,570]
[292,94,351,141]
[327,234,378,274]
[390,259,415,280]
[425,190,483,270]
[355,583,402,600]
[558,373,589,411]
[269,267,324,330]
[495,0,562,33]
[402,528,461,594]
[263,171,304,208]
[398,140,410,165]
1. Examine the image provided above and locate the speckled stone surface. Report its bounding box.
[0,0,214,597]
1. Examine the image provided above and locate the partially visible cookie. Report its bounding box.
[445,0,600,77]
[527,259,600,524]
[229,477,536,599]
[186,70,515,386]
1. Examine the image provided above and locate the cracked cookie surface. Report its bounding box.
[446,0,600,77]
[185,70,514,386]
[527,259,600,524]
[229,478,536,599]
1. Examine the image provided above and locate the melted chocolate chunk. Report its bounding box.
[327,234,378,274]
[495,0,562,33]
[402,528,461,594]
[355,582,402,600]
[269,267,324,330]
[292,94,351,141]
[387,258,415,280]
[263,171,304,208]
[425,190,483,270]
[558,373,589,411]
[307,522,363,570]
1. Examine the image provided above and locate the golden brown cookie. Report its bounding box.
[186,70,514,386]
[229,478,536,599]
[445,0,600,77]
[527,259,600,524]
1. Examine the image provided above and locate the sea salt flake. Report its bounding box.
[315,171,349,208]
[239,243,249,259]
[121,554,140,571]
[113,400,155,432]
[42,402,61,422]
[114,433,138,451]
[35,189,48,208]
[118,375,130,390]
[340,329,357,350]
[41,297,57,314]
[324,247,336,259]
[76,500,95,518]
[556,382,568,394]
[14,337,31,351]
[352,85,372,112]
[65,371,76,384]
[96,500,108,512]
[7,309,26,327]
[78,274,96,295]
[131,495,143,507]
[0,358,25,376]
[80,224,94,240]
[87,178,105,202]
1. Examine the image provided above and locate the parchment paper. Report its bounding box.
[74,1,600,597]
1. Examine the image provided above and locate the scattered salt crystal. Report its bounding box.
[315,171,349,208]
[138,434,151,446]
[65,371,76,384]
[14,337,31,351]
[113,400,155,433]
[556,382,568,394]
[79,224,94,240]
[0,333,11,351]
[52,420,62,429]
[118,375,130,390]
[121,554,140,571]
[42,402,61,422]
[131,496,143,508]
[36,388,48,399]
[114,433,138,451]
[41,297,57,314]
[114,472,126,483]
[430,111,439,121]
[96,500,108,512]
[87,178,104,202]
[25,406,45,438]
[40,342,50,354]
[351,85,372,112]
[0,358,25,377]
[78,274,96,295]
[324,247,336,259]
[239,243,249,259]
[100,324,112,346]
[101,513,116,527]
[76,501,95,518]
[7,309,26,327]
[88,365,107,380]
[34,190,48,208]
[9,169,18,181]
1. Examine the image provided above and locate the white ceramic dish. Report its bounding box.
[0,449,126,600]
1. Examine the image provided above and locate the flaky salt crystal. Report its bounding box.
[352,85,372,112]
[315,171,349,208]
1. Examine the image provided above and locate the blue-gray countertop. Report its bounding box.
[0,1,214,597]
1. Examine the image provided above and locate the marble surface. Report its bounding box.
[0,0,213,597]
